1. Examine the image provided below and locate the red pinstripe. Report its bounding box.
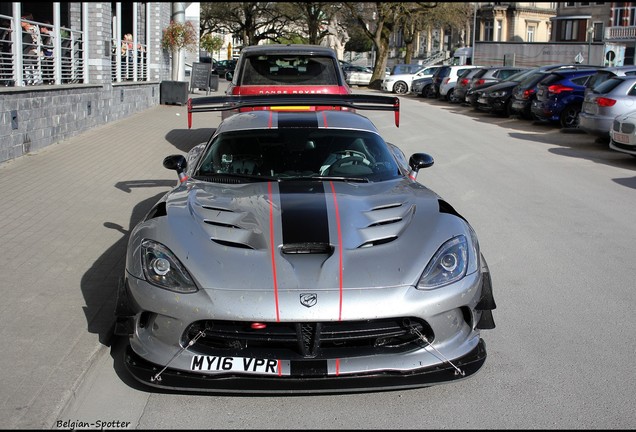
[329,181,343,321]
[268,182,280,322]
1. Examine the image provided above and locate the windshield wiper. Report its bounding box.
[192,173,277,183]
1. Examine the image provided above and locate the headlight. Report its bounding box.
[489,90,508,98]
[141,239,197,293]
[417,235,477,289]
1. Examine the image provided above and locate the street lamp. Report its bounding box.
[587,26,594,64]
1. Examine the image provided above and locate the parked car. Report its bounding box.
[477,68,551,116]
[224,44,350,118]
[214,59,237,81]
[382,65,441,95]
[116,93,497,393]
[465,68,535,109]
[410,76,435,97]
[437,65,481,102]
[530,68,599,128]
[343,64,374,86]
[584,65,636,96]
[511,65,601,119]
[452,67,487,104]
[609,110,636,157]
[579,76,636,138]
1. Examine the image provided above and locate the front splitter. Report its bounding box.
[123,339,487,394]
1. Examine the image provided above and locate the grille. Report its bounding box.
[183,318,434,360]
[614,119,636,134]
[622,123,635,134]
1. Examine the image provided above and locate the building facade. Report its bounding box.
[0,2,185,165]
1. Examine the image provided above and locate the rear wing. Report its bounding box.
[186,94,400,128]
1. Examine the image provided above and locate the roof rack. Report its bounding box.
[186,94,400,128]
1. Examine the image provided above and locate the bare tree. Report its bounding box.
[200,2,292,47]
[277,2,346,45]
[342,2,408,89]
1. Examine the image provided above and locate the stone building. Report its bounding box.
[0,2,189,165]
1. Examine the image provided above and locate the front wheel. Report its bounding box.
[560,105,581,128]
[393,81,408,94]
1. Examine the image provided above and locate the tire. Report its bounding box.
[393,81,408,95]
[560,105,581,129]
[447,88,459,103]
[422,84,432,97]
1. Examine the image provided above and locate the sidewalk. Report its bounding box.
[0,86,224,428]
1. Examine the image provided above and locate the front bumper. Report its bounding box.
[123,339,487,394]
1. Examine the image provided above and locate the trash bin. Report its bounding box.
[209,72,219,92]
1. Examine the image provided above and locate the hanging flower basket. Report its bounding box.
[161,20,198,53]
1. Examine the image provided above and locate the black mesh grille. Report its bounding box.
[183,318,434,360]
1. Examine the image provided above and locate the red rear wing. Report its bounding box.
[187,94,400,129]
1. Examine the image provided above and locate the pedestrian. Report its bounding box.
[21,13,43,85]
[121,33,133,79]
[40,21,54,84]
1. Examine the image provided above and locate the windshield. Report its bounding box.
[193,129,401,182]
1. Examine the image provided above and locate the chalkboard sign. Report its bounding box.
[190,62,211,94]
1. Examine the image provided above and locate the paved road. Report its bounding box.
[2,82,636,429]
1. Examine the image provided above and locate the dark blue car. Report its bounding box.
[530,69,600,128]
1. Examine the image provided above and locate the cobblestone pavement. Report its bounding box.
[0,87,224,428]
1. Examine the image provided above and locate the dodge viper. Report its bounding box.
[115,93,496,393]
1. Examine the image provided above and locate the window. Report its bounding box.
[484,20,494,42]
[593,22,603,42]
[560,20,579,41]
[527,25,536,42]
[496,20,503,41]
[611,6,636,26]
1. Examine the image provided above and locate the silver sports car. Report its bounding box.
[115,94,496,393]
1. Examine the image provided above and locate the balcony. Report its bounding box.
[605,26,636,41]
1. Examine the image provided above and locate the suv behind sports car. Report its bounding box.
[223,44,351,118]
[227,44,349,97]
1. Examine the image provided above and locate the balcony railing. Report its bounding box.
[605,26,636,41]
[0,14,85,87]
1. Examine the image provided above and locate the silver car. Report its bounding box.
[579,76,636,138]
[609,110,636,157]
[116,94,496,393]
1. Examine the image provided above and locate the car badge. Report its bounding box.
[300,293,317,308]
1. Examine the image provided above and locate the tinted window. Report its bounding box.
[473,68,488,78]
[499,69,521,79]
[594,77,627,93]
[240,55,338,86]
[520,72,548,87]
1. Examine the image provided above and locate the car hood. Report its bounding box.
[128,179,470,292]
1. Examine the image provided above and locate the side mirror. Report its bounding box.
[407,153,434,181]
[163,154,188,182]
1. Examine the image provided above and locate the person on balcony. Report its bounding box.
[21,13,43,85]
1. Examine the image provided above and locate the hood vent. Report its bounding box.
[356,202,414,249]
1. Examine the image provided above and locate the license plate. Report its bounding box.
[613,132,631,144]
[477,97,488,104]
[191,355,279,374]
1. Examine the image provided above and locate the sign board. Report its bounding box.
[190,62,211,94]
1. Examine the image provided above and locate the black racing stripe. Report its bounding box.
[277,112,319,128]
[279,182,329,245]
